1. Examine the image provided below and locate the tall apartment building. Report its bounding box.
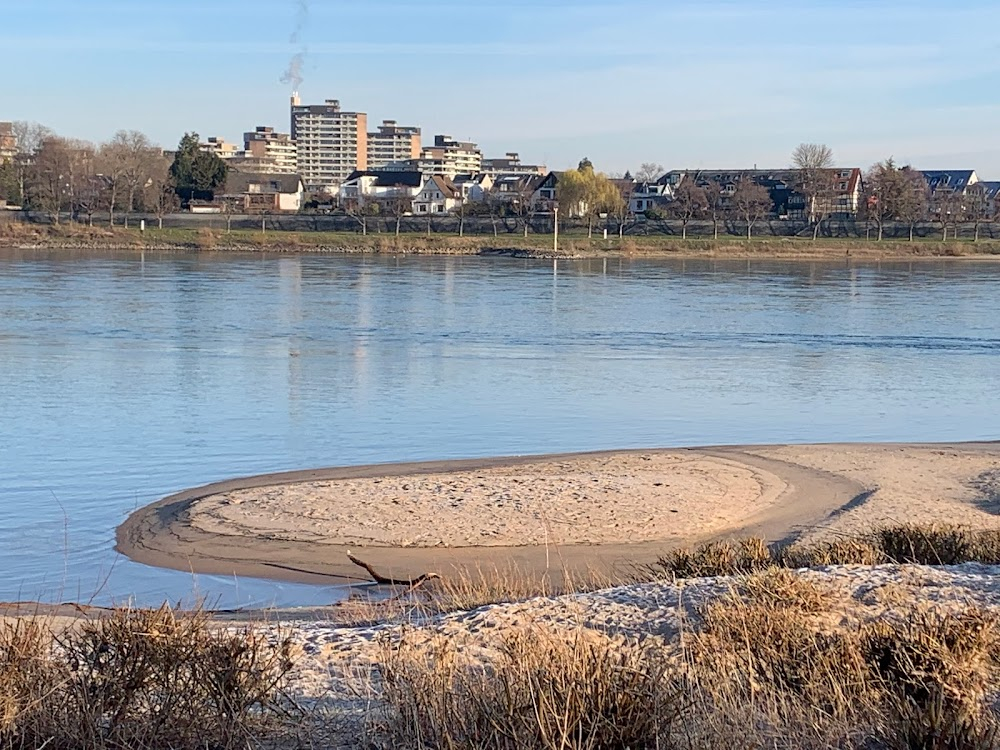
[239,126,298,174]
[481,152,546,178]
[0,122,16,160]
[366,120,421,170]
[420,135,482,176]
[200,136,240,159]
[290,95,367,193]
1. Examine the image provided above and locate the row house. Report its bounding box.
[664,168,863,219]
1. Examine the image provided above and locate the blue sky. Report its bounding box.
[4,0,1000,175]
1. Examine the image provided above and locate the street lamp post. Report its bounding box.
[553,204,559,253]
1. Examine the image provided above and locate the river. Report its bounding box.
[0,250,997,607]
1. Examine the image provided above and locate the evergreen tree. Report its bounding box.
[169,133,228,204]
[0,159,21,205]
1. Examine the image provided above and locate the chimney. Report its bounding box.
[290,92,301,107]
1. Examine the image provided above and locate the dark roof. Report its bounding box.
[345,170,423,188]
[973,181,1000,200]
[920,170,977,193]
[223,172,302,195]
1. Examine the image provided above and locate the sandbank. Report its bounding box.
[117,443,1000,586]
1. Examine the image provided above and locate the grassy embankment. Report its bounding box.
[3,220,1000,259]
[6,523,1000,748]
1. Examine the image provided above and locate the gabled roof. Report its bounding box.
[920,170,977,193]
[224,172,302,195]
[418,175,461,199]
[973,181,1000,201]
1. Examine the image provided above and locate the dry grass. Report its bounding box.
[373,623,683,750]
[649,536,776,580]
[651,523,1000,581]
[367,567,1000,749]
[0,605,297,750]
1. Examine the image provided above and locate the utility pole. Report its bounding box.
[553,204,559,253]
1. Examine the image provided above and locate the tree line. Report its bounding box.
[0,124,229,227]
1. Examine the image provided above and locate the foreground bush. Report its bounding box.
[0,605,295,750]
[372,564,1000,749]
[375,624,683,750]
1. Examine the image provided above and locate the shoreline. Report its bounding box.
[4,229,1000,261]
[120,443,985,587]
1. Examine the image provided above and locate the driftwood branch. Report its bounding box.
[347,553,440,587]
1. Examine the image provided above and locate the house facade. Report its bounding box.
[412,176,462,214]
[338,170,423,207]
[221,172,304,212]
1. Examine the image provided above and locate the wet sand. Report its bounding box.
[115,443,1000,587]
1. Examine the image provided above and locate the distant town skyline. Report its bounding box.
[4,0,1000,175]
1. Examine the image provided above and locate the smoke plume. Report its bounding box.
[281,0,309,90]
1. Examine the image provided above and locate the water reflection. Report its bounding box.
[0,251,998,606]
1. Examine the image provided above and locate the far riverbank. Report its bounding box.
[3,222,1000,260]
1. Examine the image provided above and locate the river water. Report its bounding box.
[0,249,997,607]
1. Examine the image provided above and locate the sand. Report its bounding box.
[116,443,1000,587]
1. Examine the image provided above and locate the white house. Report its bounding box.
[412,176,463,214]
[452,173,493,203]
[338,170,423,207]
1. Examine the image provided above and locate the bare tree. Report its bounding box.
[703,182,725,240]
[143,153,178,229]
[26,137,77,223]
[95,141,128,226]
[635,162,665,183]
[964,183,991,242]
[380,191,412,236]
[791,143,835,240]
[897,168,928,241]
[115,131,157,228]
[864,158,907,241]
[344,197,378,235]
[732,180,772,240]
[669,181,707,240]
[515,180,536,238]
[221,196,239,233]
[930,187,962,241]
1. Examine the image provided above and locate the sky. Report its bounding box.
[3,0,1000,176]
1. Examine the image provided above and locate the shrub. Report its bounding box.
[0,605,296,750]
[653,537,776,579]
[375,623,684,749]
[862,607,1000,749]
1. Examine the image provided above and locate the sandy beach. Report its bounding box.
[116,442,1000,586]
